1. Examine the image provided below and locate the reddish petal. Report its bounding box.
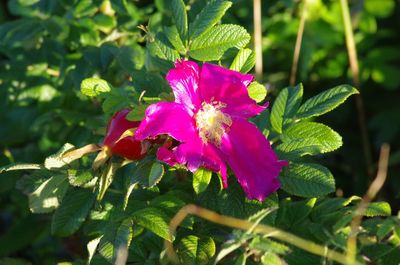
[103,109,147,160]
[103,109,140,147]
[166,60,201,113]
[220,118,287,201]
[156,146,178,166]
[198,63,265,118]
[135,102,196,142]
[156,134,227,186]
[111,138,145,160]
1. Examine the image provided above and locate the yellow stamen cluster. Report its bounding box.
[195,102,232,145]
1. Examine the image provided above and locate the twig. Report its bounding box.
[340,0,373,178]
[346,144,390,262]
[289,0,309,86]
[253,0,263,81]
[166,204,363,265]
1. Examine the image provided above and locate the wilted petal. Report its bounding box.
[220,118,287,201]
[166,60,201,113]
[135,102,196,142]
[198,63,265,118]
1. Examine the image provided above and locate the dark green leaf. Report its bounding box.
[130,160,165,188]
[28,174,69,213]
[189,0,232,40]
[177,235,216,265]
[52,188,96,236]
[271,84,303,133]
[170,0,188,43]
[296,85,358,119]
[189,24,250,61]
[132,207,172,241]
[280,162,335,197]
[365,202,391,217]
[278,121,342,155]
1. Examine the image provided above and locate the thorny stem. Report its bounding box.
[346,144,390,263]
[340,0,373,178]
[253,0,263,81]
[166,204,363,265]
[289,0,309,86]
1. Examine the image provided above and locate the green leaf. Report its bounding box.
[87,236,103,265]
[250,237,289,255]
[0,163,42,173]
[193,168,212,194]
[189,0,232,40]
[170,0,188,43]
[365,202,391,217]
[80,78,112,97]
[365,0,395,18]
[177,235,216,265]
[17,84,58,102]
[126,104,149,122]
[271,84,303,133]
[230,48,255,73]
[97,162,118,202]
[278,121,342,156]
[189,24,250,61]
[149,32,180,62]
[113,218,133,262]
[247,81,267,103]
[51,188,96,236]
[44,143,76,169]
[164,26,186,54]
[116,45,145,74]
[296,85,358,119]
[131,160,165,188]
[280,162,335,197]
[67,169,94,187]
[98,218,134,263]
[276,198,317,228]
[132,207,172,241]
[261,252,282,265]
[28,174,69,213]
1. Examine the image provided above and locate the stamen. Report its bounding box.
[195,102,232,145]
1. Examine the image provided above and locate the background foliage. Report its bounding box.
[0,0,399,264]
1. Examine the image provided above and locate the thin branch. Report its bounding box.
[346,144,390,262]
[340,0,373,178]
[253,0,263,81]
[166,204,363,265]
[289,0,309,86]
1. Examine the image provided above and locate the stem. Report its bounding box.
[253,0,263,81]
[166,205,363,265]
[346,144,390,262]
[340,0,373,178]
[290,0,308,86]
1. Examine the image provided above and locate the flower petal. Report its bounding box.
[166,60,201,113]
[135,102,196,142]
[220,118,287,201]
[198,63,265,118]
[156,135,228,187]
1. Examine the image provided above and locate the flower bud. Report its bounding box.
[103,109,147,160]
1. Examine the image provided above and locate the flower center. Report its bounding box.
[195,102,232,145]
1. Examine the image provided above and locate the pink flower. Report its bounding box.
[135,60,287,201]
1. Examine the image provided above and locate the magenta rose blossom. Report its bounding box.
[135,60,287,201]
